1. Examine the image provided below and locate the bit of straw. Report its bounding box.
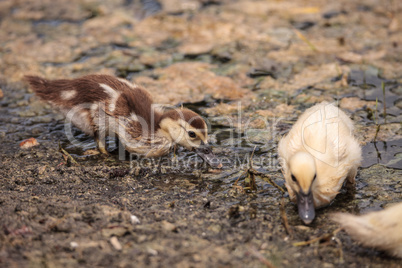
[373,98,381,143]
[374,124,381,143]
[249,169,285,194]
[248,246,277,268]
[233,169,248,187]
[59,142,79,166]
[233,146,258,191]
[293,28,318,52]
[245,146,258,191]
[235,146,284,193]
[173,144,177,158]
[293,228,341,247]
[245,171,257,191]
[280,197,293,238]
[332,236,344,264]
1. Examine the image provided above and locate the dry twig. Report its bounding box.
[249,169,285,194]
[382,82,387,123]
[293,228,341,247]
[59,142,79,166]
[232,146,257,191]
[280,197,293,238]
[373,98,381,143]
[333,236,344,264]
[248,246,277,268]
[293,28,318,52]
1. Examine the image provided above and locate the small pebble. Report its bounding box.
[147,247,158,256]
[19,137,39,149]
[83,149,100,156]
[130,215,140,224]
[110,236,122,251]
[38,166,47,175]
[161,220,177,232]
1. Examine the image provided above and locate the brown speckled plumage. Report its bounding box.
[25,75,158,127]
[25,74,216,161]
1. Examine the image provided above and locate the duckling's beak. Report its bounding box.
[297,191,315,225]
[194,143,222,169]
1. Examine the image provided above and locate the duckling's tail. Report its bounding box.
[24,75,50,95]
[331,208,402,258]
[25,75,64,103]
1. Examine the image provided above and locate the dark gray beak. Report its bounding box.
[195,144,222,168]
[297,191,315,225]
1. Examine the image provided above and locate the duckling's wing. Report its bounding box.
[308,104,361,206]
[332,203,402,258]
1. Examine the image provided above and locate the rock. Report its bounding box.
[161,220,177,232]
[337,50,386,64]
[54,218,74,232]
[207,224,222,234]
[395,99,402,110]
[110,236,122,251]
[270,63,341,93]
[159,0,200,14]
[70,241,79,249]
[340,97,376,111]
[17,110,36,117]
[244,129,272,144]
[101,226,130,237]
[37,165,47,175]
[204,103,240,116]
[322,263,335,268]
[82,12,135,45]
[146,247,158,256]
[83,149,100,156]
[130,215,140,225]
[134,62,249,104]
[255,104,295,118]
[19,137,39,149]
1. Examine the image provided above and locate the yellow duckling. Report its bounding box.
[332,203,402,258]
[278,102,361,224]
[25,74,221,168]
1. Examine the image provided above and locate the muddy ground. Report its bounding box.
[0,0,401,267]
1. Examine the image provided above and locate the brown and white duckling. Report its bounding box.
[25,74,221,168]
[278,102,361,224]
[332,203,402,258]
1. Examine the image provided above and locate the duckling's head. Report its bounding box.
[158,108,221,168]
[288,151,317,224]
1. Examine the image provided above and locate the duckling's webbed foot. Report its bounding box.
[346,167,357,185]
[150,157,166,175]
[345,167,357,194]
[95,131,108,155]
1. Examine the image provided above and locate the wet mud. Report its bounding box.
[0,0,401,267]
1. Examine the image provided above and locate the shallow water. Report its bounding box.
[349,68,401,122]
[362,140,402,169]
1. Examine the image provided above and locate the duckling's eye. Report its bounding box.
[291,174,297,182]
[188,131,196,138]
